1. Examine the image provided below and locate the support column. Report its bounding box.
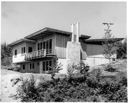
[39,61,42,73]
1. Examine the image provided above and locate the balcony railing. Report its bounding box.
[25,49,52,60]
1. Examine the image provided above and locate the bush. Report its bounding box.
[105,64,117,72]
[16,75,41,102]
[16,67,127,102]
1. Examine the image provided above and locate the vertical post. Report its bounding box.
[39,61,42,73]
[71,24,74,42]
[76,22,80,43]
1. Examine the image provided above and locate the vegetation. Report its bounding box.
[15,64,127,102]
[116,38,127,59]
[102,23,117,62]
[1,42,12,66]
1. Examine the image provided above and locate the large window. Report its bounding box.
[42,60,53,72]
[37,39,52,54]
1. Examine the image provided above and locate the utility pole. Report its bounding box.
[102,22,114,39]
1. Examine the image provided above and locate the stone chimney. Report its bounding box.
[66,22,81,74]
[71,22,80,43]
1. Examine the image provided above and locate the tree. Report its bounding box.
[116,38,127,59]
[102,23,116,62]
[1,42,12,65]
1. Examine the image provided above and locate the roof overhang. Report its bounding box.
[25,27,91,40]
[9,38,36,47]
[84,38,124,45]
[9,27,91,47]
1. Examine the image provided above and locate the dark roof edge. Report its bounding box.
[84,38,124,45]
[9,38,36,47]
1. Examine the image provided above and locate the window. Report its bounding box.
[46,61,49,71]
[42,60,52,72]
[23,64,25,70]
[38,42,43,50]
[43,42,46,49]
[38,43,40,50]
[14,49,17,56]
[49,61,52,71]
[38,39,52,54]
[40,42,42,50]
[49,39,52,53]
[28,47,32,53]
[49,39,52,49]
[30,63,31,69]
[43,62,45,71]
[32,63,34,69]
[21,47,25,54]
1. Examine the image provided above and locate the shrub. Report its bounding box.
[105,64,117,72]
[16,66,127,102]
[67,62,89,77]
[16,75,41,102]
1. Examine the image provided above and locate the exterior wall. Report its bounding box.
[12,42,27,63]
[26,42,36,53]
[12,42,36,63]
[55,34,70,59]
[86,44,116,66]
[86,44,104,56]
[58,58,67,74]
[20,61,40,73]
[80,40,87,60]
[86,56,109,67]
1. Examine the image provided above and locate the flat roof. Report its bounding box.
[84,38,124,45]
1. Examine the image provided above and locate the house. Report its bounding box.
[9,23,123,74]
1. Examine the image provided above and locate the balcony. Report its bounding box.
[25,49,52,60]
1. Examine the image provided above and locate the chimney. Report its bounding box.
[76,22,80,42]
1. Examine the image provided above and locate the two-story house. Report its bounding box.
[9,23,123,74]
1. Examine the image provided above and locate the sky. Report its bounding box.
[1,2,126,44]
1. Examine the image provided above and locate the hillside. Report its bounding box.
[0,59,127,102]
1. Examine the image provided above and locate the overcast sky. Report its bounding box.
[1,2,126,44]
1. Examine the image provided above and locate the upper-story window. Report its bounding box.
[28,47,33,53]
[38,42,43,50]
[38,39,52,54]
[21,47,25,54]
[14,49,17,56]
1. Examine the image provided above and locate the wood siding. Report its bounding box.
[55,34,71,58]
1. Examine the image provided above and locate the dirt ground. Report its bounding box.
[0,69,52,102]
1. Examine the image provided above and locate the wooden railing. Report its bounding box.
[25,49,52,60]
